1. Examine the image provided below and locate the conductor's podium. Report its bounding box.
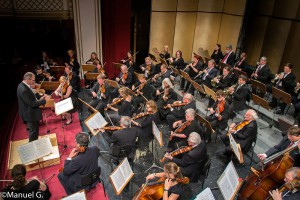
[8,133,60,172]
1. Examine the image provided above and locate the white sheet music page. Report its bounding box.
[120,158,133,182]
[62,190,86,200]
[54,97,74,115]
[85,112,108,135]
[152,121,163,146]
[110,166,126,193]
[195,187,215,200]
[229,134,242,163]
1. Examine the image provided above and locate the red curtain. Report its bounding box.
[101,0,132,79]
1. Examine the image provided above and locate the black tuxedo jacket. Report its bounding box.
[202,67,218,87]
[256,65,270,84]
[211,100,230,130]
[118,71,133,88]
[171,101,196,119]
[278,72,296,94]
[91,82,110,101]
[223,52,236,66]
[111,127,139,146]
[17,82,46,122]
[218,74,234,89]
[211,50,223,64]
[232,84,250,110]
[234,120,257,152]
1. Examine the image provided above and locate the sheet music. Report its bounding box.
[217,161,239,200]
[62,190,86,200]
[18,137,52,164]
[195,187,215,200]
[85,112,108,135]
[110,166,126,193]
[229,134,243,163]
[120,158,133,181]
[54,97,74,115]
[152,121,163,146]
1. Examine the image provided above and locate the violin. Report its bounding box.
[94,126,123,132]
[67,72,73,84]
[169,120,191,141]
[146,65,152,75]
[163,101,187,109]
[59,146,86,173]
[104,97,124,111]
[122,72,128,80]
[215,99,225,121]
[131,112,151,120]
[61,83,69,99]
[101,84,106,93]
[160,146,193,162]
[227,120,251,136]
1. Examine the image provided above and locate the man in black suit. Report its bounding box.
[165,93,196,129]
[251,56,270,84]
[257,126,300,167]
[220,109,258,157]
[164,132,208,182]
[233,52,247,72]
[228,74,250,118]
[116,65,132,89]
[220,44,236,66]
[213,66,234,90]
[269,63,296,114]
[58,133,100,195]
[140,56,156,78]
[152,64,171,89]
[17,72,50,142]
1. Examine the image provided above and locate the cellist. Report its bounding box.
[257,126,300,167]
[205,90,229,144]
[220,109,258,159]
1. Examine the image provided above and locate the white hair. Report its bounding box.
[247,109,258,120]
[188,132,201,145]
[162,78,173,89]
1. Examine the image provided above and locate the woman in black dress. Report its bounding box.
[54,76,78,125]
[210,44,223,64]
[2,164,51,200]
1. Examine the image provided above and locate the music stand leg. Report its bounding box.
[57,114,71,156]
[41,108,57,135]
[144,139,163,173]
[37,159,55,183]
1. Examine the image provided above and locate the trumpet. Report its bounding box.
[211,75,221,88]
[223,84,237,95]
[271,72,284,83]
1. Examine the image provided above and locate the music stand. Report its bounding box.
[203,84,217,102]
[196,114,215,141]
[40,99,57,134]
[251,79,266,97]
[160,58,168,67]
[191,80,206,97]
[169,66,180,77]
[40,81,60,91]
[180,70,192,82]
[272,86,292,115]
[251,94,274,128]
[233,68,248,78]
[81,64,95,72]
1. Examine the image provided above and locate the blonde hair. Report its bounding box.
[59,76,67,83]
[145,57,151,62]
[146,100,157,113]
[164,162,183,179]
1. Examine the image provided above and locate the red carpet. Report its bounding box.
[3,106,108,200]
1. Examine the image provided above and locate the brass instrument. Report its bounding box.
[211,75,221,88]
[271,72,284,84]
[223,84,237,95]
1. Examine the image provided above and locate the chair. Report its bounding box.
[81,167,106,196]
[198,156,211,189]
[110,144,136,169]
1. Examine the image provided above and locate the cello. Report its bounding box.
[238,140,300,200]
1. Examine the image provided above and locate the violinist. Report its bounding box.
[257,126,300,167]
[164,132,208,182]
[86,52,98,64]
[140,57,155,78]
[145,162,191,200]
[220,109,258,159]
[205,90,229,143]
[66,49,80,75]
[54,76,79,125]
[169,50,185,70]
[64,65,81,92]
[34,65,55,83]
[269,167,300,200]
[131,74,152,113]
[58,133,100,195]
[164,93,196,129]
[92,59,105,74]
[105,87,133,126]
[131,100,159,147]
[116,64,132,88]
[181,53,203,93]
[167,108,203,152]
[121,50,134,69]
[156,78,178,113]
[152,64,171,89]
[88,74,110,115]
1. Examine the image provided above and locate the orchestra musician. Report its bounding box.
[54,76,79,125]
[210,44,223,65]
[58,133,100,195]
[145,162,191,200]
[86,52,98,64]
[268,63,296,115]
[156,78,178,114]
[164,93,196,129]
[105,87,133,126]
[292,81,300,120]
[228,74,250,119]
[220,109,258,158]
[152,64,171,89]
[180,53,203,93]
[257,126,300,167]
[88,74,110,115]
[116,64,132,88]
[66,49,80,75]
[167,108,203,152]
[121,50,134,70]
[2,164,51,200]
[131,74,152,113]
[251,56,270,86]
[269,167,300,200]
[140,57,156,78]
[17,72,50,142]
[169,50,185,70]
[233,52,247,73]
[41,50,55,72]
[33,65,47,83]
[212,66,234,90]
[64,65,81,92]
[131,100,159,147]
[220,44,236,66]
[205,90,230,143]
[163,132,208,182]
[153,45,171,74]
[92,59,105,74]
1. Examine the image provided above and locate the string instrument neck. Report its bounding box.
[131,112,150,120]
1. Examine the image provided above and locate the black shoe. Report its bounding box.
[275,110,284,115]
[269,102,276,108]
[205,138,211,144]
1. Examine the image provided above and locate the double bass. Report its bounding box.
[238,140,300,200]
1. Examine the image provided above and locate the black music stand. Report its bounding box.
[272,87,292,115]
[251,79,266,97]
[233,68,248,78]
[196,114,216,142]
[251,94,274,128]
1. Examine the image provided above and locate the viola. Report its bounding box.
[227,120,251,136]
[160,146,193,162]
[131,112,151,120]
[98,66,105,74]
[169,120,191,141]
[101,84,106,93]
[61,83,69,99]
[94,126,123,132]
[163,102,187,109]
[104,97,124,111]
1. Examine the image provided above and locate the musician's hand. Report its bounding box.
[164,178,172,190]
[167,104,172,109]
[257,153,267,160]
[203,69,208,74]
[269,189,282,200]
[279,74,284,80]
[209,108,214,114]
[54,91,59,96]
[92,92,97,98]
[69,148,79,159]
[146,173,156,180]
[141,67,145,71]
[164,153,173,160]
[44,95,51,101]
[156,90,161,96]
[116,77,120,82]
[152,77,156,82]
[121,79,126,84]
[228,87,234,94]
[121,59,125,63]
[132,85,135,90]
